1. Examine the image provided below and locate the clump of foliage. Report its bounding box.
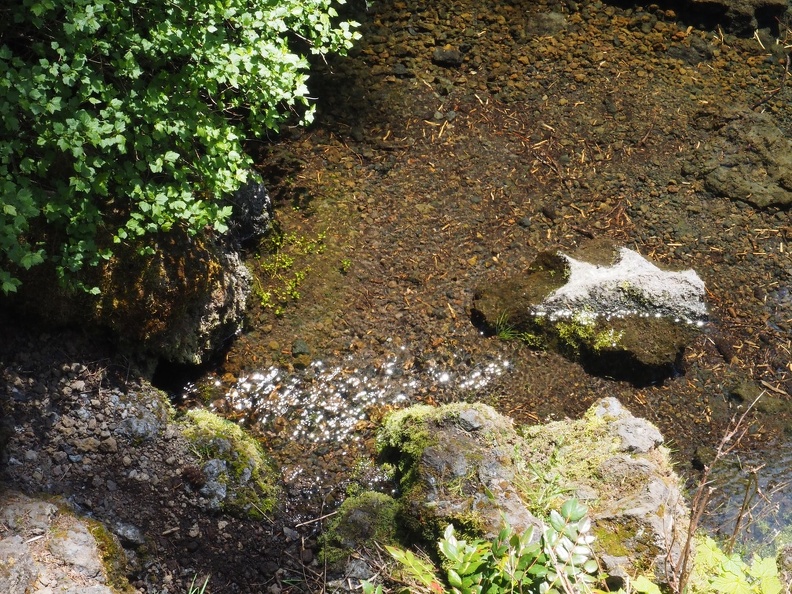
[364,499,599,594]
[687,536,782,594]
[0,0,359,293]
[362,500,784,594]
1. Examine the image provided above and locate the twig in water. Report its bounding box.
[726,464,762,554]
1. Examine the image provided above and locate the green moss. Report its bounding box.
[555,316,595,353]
[182,408,279,518]
[321,491,400,566]
[516,406,617,514]
[377,404,442,488]
[87,519,137,593]
[552,311,623,355]
[591,516,656,573]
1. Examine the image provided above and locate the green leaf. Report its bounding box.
[631,576,662,594]
[748,556,779,581]
[447,568,463,589]
[20,250,44,269]
[548,510,566,533]
[385,545,439,589]
[560,499,587,522]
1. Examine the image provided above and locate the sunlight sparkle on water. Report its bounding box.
[218,352,510,446]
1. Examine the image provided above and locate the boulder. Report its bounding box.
[97,235,251,365]
[376,398,690,587]
[0,491,128,593]
[8,229,251,367]
[378,403,544,542]
[472,239,707,377]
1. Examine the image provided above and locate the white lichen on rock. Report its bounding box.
[540,247,707,324]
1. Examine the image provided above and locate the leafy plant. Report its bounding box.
[688,536,782,594]
[0,0,359,292]
[367,499,599,594]
[250,228,325,314]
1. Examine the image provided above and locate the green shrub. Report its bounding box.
[0,0,359,293]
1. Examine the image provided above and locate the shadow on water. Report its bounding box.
[470,310,683,388]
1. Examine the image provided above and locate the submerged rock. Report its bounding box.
[686,107,792,208]
[679,0,788,34]
[472,239,707,377]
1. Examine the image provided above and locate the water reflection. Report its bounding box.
[219,350,509,445]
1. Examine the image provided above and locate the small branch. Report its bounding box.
[670,393,763,592]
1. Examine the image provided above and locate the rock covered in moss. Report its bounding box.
[523,397,689,585]
[377,398,690,587]
[322,491,400,566]
[181,408,278,517]
[472,238,707,376]
[378,403,543,541]
[7,229,250,367]
[97,233,251,365]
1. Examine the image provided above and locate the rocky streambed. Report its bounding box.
[3,0,792,592]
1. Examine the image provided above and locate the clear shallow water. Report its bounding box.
[186,349,512,512]
[703,438,792,555]
[217,349,510,445]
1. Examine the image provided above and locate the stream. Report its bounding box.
[183,0,792,557]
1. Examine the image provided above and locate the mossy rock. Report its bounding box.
[85,518,137,593]
[6,228,249,366]
[375,399,690,586]
[181,409,278,518]
[321,491,400,567]
[378,402,543,543]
